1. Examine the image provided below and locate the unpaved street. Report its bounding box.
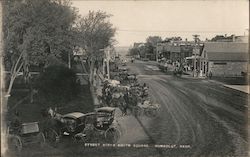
[127,60,248,156]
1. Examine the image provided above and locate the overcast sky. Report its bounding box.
[71,0,249,47]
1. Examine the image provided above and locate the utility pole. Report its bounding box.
[103,58,105,76]
[68,51,71,69]
[193,34,200,77]
[102,46,111,80]
[106,46,110,80]
[156,44,158,62]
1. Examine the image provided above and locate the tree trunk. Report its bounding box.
[6,61,23,96]
[89,59,95,85]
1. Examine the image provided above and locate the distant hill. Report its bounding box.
[114,46,130,57]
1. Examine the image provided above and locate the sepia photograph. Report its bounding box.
[0,0,249,157]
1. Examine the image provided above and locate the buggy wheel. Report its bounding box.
[45,129,60,147]
[9,135,22,153]
[38,132,46,148]
[105,128,120,143]
[72,133,87,143]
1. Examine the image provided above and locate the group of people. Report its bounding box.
[116,83,149,116]
[101,80,149,116]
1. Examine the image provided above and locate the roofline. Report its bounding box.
[203,41,248,44]
[208,60,248,62]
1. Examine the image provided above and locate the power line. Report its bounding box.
[116,29,244,33]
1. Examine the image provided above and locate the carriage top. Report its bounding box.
[63,112,86,119]
[95,107,116,113]
[21,122,40,134]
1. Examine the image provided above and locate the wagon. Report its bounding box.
[45,107,121,145]
[7,122,45,152]
[94,107,121,143]
[44,111,87,146]
[132,100,160,117]
[173,67,183,77]
[126,73,137,83]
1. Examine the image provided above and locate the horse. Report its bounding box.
[42,107,65,138]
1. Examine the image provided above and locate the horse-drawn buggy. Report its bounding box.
[94,107,121,143]
[173,66,183,77]
[7,122,45,152]
[44,107,121,146]
[131,100,161,117]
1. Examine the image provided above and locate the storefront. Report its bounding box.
[185,56,208,77]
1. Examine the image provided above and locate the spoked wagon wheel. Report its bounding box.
[105,127,121,143]
[8,135,22,153]
[38,132,46,148]
[44,129,60,147]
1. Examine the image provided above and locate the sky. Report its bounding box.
[71,0,249,47]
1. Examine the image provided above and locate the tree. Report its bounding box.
[36,65,80,106]
[146,36,162,46]
[144,36,162,60]
[128,47,140,56]
[164,36,182,42]
[3,0,79,97]
[77,11,116,84]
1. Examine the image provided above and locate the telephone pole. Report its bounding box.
[193,34,200,77]
[101,46,111,80]
[106,46,110,80]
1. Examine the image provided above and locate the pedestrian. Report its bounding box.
[123,90,130,114]
[209,70,213,79]
[106,91,112,106]
[142,83,149,98]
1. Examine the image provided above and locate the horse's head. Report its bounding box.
[47,107,65,124]
[48,107,56,118]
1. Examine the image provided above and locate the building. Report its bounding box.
[133,42,145,48]
[157,41,201,63]
[200,42,248,77]
[211,34,249,43]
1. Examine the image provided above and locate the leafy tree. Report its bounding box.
[164,36,182,42]
[77,11,116,84]
[3,0,79,96]
[129,47,140,56]
[146,36,162,46]
[36,65,80,106]
[145,36,162,60]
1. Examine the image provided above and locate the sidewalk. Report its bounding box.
[115,108,150,143]
[180,72,249,94]
[92,70,106,107]
[206,77,249,94]
[223,85,249,94]
[181,74,207,80]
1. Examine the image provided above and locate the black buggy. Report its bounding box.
[44,107,121,145]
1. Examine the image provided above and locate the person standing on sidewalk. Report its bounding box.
[106,90,112,106]
[209,70,213,79]
[123,89,130,115]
